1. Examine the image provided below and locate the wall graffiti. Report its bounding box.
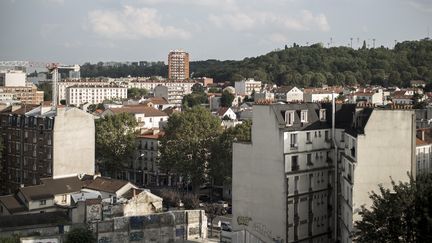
[188,227,200,235]
[129,231,144,241]
[98,236,111,243]
[176,227,185,237]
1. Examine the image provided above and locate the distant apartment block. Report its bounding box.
[0,70,26,87]
[234,78,262,96]
[154,84,189,106]
[58,78,110,103]
[232,103,415,243]
[66,85,127,106]
[0,104,95,194]
[168,49,189,80]
[0,85,44,105]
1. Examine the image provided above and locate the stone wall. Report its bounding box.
[92,210,207,243]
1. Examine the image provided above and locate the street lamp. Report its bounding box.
[133,153,145,185]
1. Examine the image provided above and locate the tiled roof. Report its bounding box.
[217,107,230,116]
[0,195,26,214]
[19,176,89,202]
[416,138,429,146]
[109,106,168,117]
[274,86,294,93]
[141,97,169,105]
[84,177,130,194]
[137,131,165,139]
[122,188,144,200]
[303,87,343,94]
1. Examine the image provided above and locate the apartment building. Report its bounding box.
[232,103,415,243]
[65,85,127,106]
[0,104,95,194]
[0,70,26,87]
[234,78,262,96]
[0,84,44,105]
[415,129,432,174]
[168,49,190,80]
[154,84,189,106]
[133,131,176,187]
[58,78,110,102]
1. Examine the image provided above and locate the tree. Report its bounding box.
[95,113,137,176]
[205,204,226,237]
[208,121,251,187]
[220,90,235,107]
[182,193,200,209]
[65,227,96,243]
[159,107,222,193]
[354,174,432,243]
[36,82,52,101]
[182,92,208,109]
[191,83,205,93]
[127,88,148,100]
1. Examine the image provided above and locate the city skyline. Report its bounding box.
[0,0,431,64]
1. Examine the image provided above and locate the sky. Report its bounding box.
[0,0,431,64]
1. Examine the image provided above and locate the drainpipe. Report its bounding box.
[332,93,338,241]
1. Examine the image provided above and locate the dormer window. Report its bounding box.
[285,111,295,126]
[301,110,308,123]
[319,109,326,121]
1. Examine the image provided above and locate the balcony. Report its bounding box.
[292,164,300,171]
[290,144,298,150]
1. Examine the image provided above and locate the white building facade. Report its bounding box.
[235,79,262,96]
[66,85,127,106]
[232,103,415,243]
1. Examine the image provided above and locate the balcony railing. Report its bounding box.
[292,165,299,171]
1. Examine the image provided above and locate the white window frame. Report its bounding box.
[285,111,295,126]
[301,110,308,123]
[319,109,326,121]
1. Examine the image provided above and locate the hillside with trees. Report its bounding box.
[81,39,432,87]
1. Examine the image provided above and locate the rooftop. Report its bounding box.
[108,106,168,117]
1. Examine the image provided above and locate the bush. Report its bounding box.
[65,227,96,243]
[159,189,181,208]
[182,193,200,209]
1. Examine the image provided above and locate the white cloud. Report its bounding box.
[87,5,191,40]
[269,33,288,43]
[208,10,330,32]
[404,0,432,12]
[138,0,238,11]
[209,13,255,31]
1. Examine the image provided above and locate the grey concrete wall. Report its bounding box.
[53,107,95,178]
[232,105,286,242]
[353,110,415,222]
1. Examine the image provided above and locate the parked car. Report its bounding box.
[220,221,232,232]
[216,200,229,208]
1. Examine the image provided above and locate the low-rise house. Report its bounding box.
[101,105,169,130]
[303,86,343,102]
[140,97,174,110]
[274,86,303,102]
[83,177,138,204]
[216,107,237,120]
[410,80,426,88]
[416,129,432,175]
[392,90,414,104]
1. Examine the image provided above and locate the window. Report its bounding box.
[319,109,326,121]
[318,131,322,137]
[62,195,67,203]
[290,133,298,148]
[306,132,311,143]
[307,154,313,165]
[291,156,299,171]
[285,111,295,126]
[40,200,46,206]
[341,132,345,142]
[300,110,308,122]
[325,131,330,141]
